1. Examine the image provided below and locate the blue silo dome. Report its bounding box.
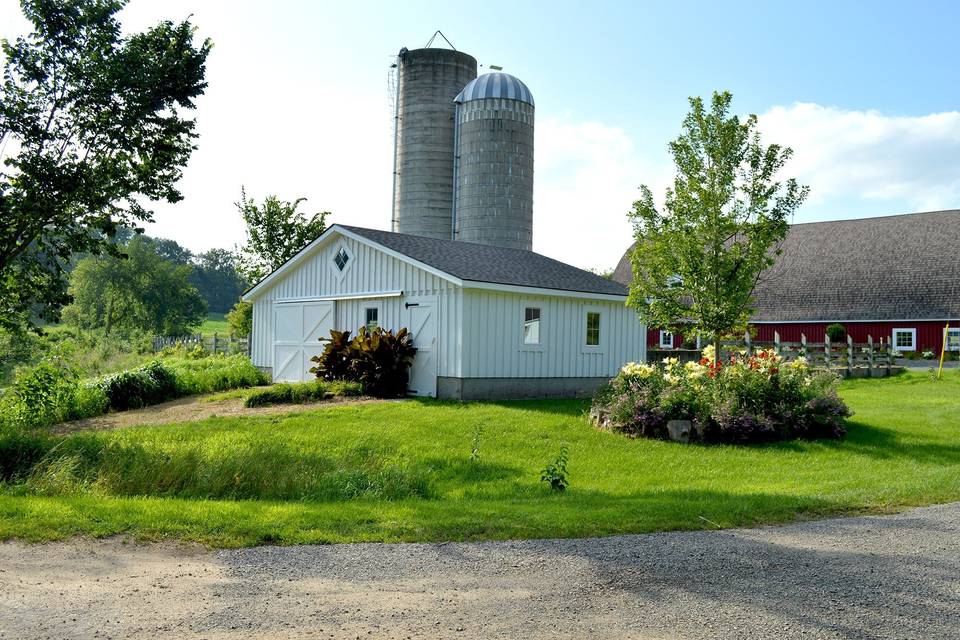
[455,72,534,106]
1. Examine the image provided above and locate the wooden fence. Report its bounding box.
[721,331,901,377]
[152,333,249,356]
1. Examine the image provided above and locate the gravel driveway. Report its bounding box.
[2,503,958,639]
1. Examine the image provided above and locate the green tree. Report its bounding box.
[626,91,809,356]
[0,0,210,332]
[226,300,253,338]
[190,248,248,313]
[62,235,207,336]
[236,187,329,283]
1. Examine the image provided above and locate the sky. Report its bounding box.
[2,0,959,271]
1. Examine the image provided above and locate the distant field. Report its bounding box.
[1,371,958,547]
[200,312,230,337]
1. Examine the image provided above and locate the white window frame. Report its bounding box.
[363,304,381,332]
[946,327,960,352]
[659,330,674,349]
[581,306,605,353]
[892,327,916,352]
[519,303,545,351]
[330,241,354,282]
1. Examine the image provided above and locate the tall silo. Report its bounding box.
[453,72,535,250]
[391,47,477,238]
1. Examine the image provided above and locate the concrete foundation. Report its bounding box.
[437,376,607,401]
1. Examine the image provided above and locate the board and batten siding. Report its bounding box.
[250,233,461,377]
[460,289,645,379]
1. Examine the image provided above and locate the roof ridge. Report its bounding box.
[789,208,960,227]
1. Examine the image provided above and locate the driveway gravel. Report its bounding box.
[1,503,957,639]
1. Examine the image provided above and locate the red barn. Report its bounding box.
[613,209,960,355]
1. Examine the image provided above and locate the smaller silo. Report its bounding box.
[453,72,535,251]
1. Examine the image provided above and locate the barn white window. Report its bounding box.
[330,243,353,281]
[659,330,674,349]
[892,328,916,351]
[523,307,541,345]
[585,311,601,346]
[365,307,379,330]
[946,328,960,351]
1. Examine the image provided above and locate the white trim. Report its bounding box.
[242,226,461,301]
[659,330,674,349]
[463,280,627,302]
[272,291,403,304]
[947,328,960,352]
[519,302,545,352]
[363,302,382,331]
[892,327,917,351]
[581,306,606,353]
[751,319,957,324]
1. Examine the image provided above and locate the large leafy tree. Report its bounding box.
[627,91,809,355]
[0,0,211,332]
[190,248,247,313]
[236,187,329,283]
[62,235,207,336]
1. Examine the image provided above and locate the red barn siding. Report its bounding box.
[751,321,953,351]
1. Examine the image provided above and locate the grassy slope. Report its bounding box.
[1,371,958,547]
[200,313,230,337]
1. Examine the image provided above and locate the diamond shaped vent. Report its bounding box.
[334,247,350,271]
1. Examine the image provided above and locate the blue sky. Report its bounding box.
[2,0,959,270]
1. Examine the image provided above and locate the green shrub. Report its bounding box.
[826,323,847,342]
[591,350,851,444]
[163,354,268,396]
[310,327,417,398]
[98,361,178,411]
[226,300,253,338]
[541,446,569,492]
[0,427,57,481]
[244,380,362,408]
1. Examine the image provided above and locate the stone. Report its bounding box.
[667,419,693,443]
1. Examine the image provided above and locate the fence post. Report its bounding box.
[846,335,854,376]
[800,333,808,360]
[885,337,893,373]
[867,335,874,375]
[744,331,752,357]
[824,334,832,369]
[213,332,219,354]
[773,331,781,358]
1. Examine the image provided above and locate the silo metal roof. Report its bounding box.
[455,72,534,106]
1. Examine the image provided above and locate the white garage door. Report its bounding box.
[272,301,335,382]
[405,295,437,397]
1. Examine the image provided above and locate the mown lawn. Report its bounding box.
[1,371,958,547]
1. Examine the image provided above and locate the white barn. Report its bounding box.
[242,225,647,400]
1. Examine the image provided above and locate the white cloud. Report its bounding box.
[533,117,670,271]
[757,104,960,213]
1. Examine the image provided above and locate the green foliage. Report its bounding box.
[236,187,329,282]
[0,372,957,546]
[162,354,268,396]
[470,424,484,462]
[540,446,569,492]
[97,361,178,411]
[226,301,253,338]
[0,350,108,430]
[826,323,847,342]
[310,327,417,398]
[62,235,208,336]
[189,249,248,314]
[592,352,850,444]
[626,91,809,350]
[0,0,210,332]
[244,380,362,408]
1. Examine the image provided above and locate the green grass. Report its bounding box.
[200,312,231,337]
[1,371,958,547]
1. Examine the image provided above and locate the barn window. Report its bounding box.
[892,328,916,351]
[365,307,379,330]
[334,247,350,271]
[659,330,674,349]
[948,328,960,352]
[523,307,541,344]
[586,312,601,346]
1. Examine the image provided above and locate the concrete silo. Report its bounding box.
[391,47,477,239]
[453,72,535,250]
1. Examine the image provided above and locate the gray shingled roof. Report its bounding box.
[612,210,960,321]
[340,225,626,296]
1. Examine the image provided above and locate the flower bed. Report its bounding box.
[590,346,851,444]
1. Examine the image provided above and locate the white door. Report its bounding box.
[272,301,335,382]
[405,295,438,397]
